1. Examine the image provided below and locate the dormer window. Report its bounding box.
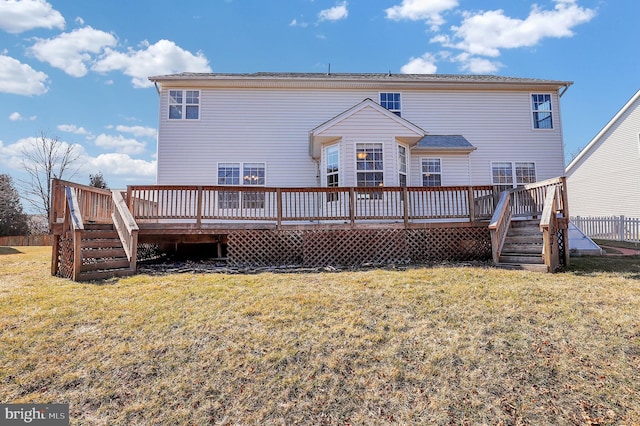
[380,92,401,116]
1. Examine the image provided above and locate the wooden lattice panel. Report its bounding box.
[227,225,491,267]
[57,232,74,279]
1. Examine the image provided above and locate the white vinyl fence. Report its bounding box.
[571,216,640,242]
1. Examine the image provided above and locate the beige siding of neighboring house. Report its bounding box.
[567,93,640,217]
[156,87,566,188]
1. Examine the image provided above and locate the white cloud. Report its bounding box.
[115,125,157,138]
[0,0,65,34]
[87,153,156,177]
[438,0,596,57]
[385,0,458,30]
[94,134,146,155]
[9,112,22,121]
[92,39,211,88]
[57,124,91,136]
[454,53,501,74]
[0,55,48,95]
[289,19,309,28]
[29,26,117,77]
[400,53,438,74]
[318,2,348,22]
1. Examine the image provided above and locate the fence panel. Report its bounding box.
[571,216,640,242]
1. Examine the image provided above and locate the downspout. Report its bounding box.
[154,81,160,96]
[559,83,571,98]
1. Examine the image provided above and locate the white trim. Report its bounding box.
[216,161,267,186]
[490,161,537,188]
[168,89,201,120]
[567,89,640,173]
[355,142,384,187]
[379,91,402,116]
[324,143,340,188]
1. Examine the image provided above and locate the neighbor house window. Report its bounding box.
[326,145,339,201]
[217,162,265,209]
[531,94,552,129]
[169,90,200,120]
[398,145,407,187]
[492,161,536,192]
[421,158,442,187]
[356,143,384,187]
[380,93,401,116]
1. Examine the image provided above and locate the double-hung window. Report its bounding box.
[380,93,401,116]
[169,90,200,120]
[531,94,552,129]
[326,145,339,201]
[217,162,265,209]
[356,143,384,187]
[492,161,536,192]
[398,145,407,187]
[421,158,442,187]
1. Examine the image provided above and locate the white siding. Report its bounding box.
[156,87,566,187]
[567,98,640,217]
[409,154,471,187]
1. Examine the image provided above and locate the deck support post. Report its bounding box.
[127,186,133,213]
[402,187,409,229]
[468,186,475,222]
[72,229,82,281]
[196,186,203,228]
[276,188,282,229]
[349,188,355,228]
[51,235,60,276]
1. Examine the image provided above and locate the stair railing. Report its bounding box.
[112,190,139,271]
[540,187,560,272]
[488,191,512,263]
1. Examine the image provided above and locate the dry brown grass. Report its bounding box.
[1,246,640,425]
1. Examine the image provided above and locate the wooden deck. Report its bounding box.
[49,178,569,280]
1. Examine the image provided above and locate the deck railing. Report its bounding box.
[51,179,114,225]
[126,185,497,226]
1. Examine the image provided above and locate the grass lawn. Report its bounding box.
[1,246,640,425]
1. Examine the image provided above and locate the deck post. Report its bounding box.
[560,176,570,266]
[276,188,283,229]
[467,186,475,222]
[51,235,60,276]
[196,186,203,228]
[402,187,409,228]
[127,186,133,213]
[72,229,82,281]
[349,188,355,227]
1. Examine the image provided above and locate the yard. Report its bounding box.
[1,247,639,425]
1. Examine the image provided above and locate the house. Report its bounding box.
[566,89,640,218]
[149,72,571,192]
[50,73,572,280]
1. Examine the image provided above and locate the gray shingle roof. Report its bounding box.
[149,72,572,87]
[414,135,476,151]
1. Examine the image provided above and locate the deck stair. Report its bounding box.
[497,219,548,272]
[79,223,135,280]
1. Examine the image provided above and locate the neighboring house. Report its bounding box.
[148,73,571,191]
[566,89,640,217]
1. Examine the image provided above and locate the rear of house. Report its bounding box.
[149,73,570,192]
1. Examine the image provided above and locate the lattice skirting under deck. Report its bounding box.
[227,226,491,267]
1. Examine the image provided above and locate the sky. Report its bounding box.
[0,0,638,197]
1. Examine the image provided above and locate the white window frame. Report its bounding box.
[168,89,200,120]
[216,162,266,209]
[324,144,340,202]
[531,93,553,129]
[398,144,408,187]
[379,92,402,116]
[356,143,384,188]
[421,157,442,187]
[491,161,536,191]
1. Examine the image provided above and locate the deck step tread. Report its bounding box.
[79,267,135,281]
[82,258,131,271]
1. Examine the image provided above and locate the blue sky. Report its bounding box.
[0,0,637,193]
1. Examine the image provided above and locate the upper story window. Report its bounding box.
[398,145,407,187]
[492,161,536,192]
[422,158,442,187]
[356,143,384,187]
[531,94,552,129]
[169,90,200,120]
[380,93,401,116]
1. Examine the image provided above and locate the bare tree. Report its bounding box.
[89,171,109,189]
[20,132,81,219]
